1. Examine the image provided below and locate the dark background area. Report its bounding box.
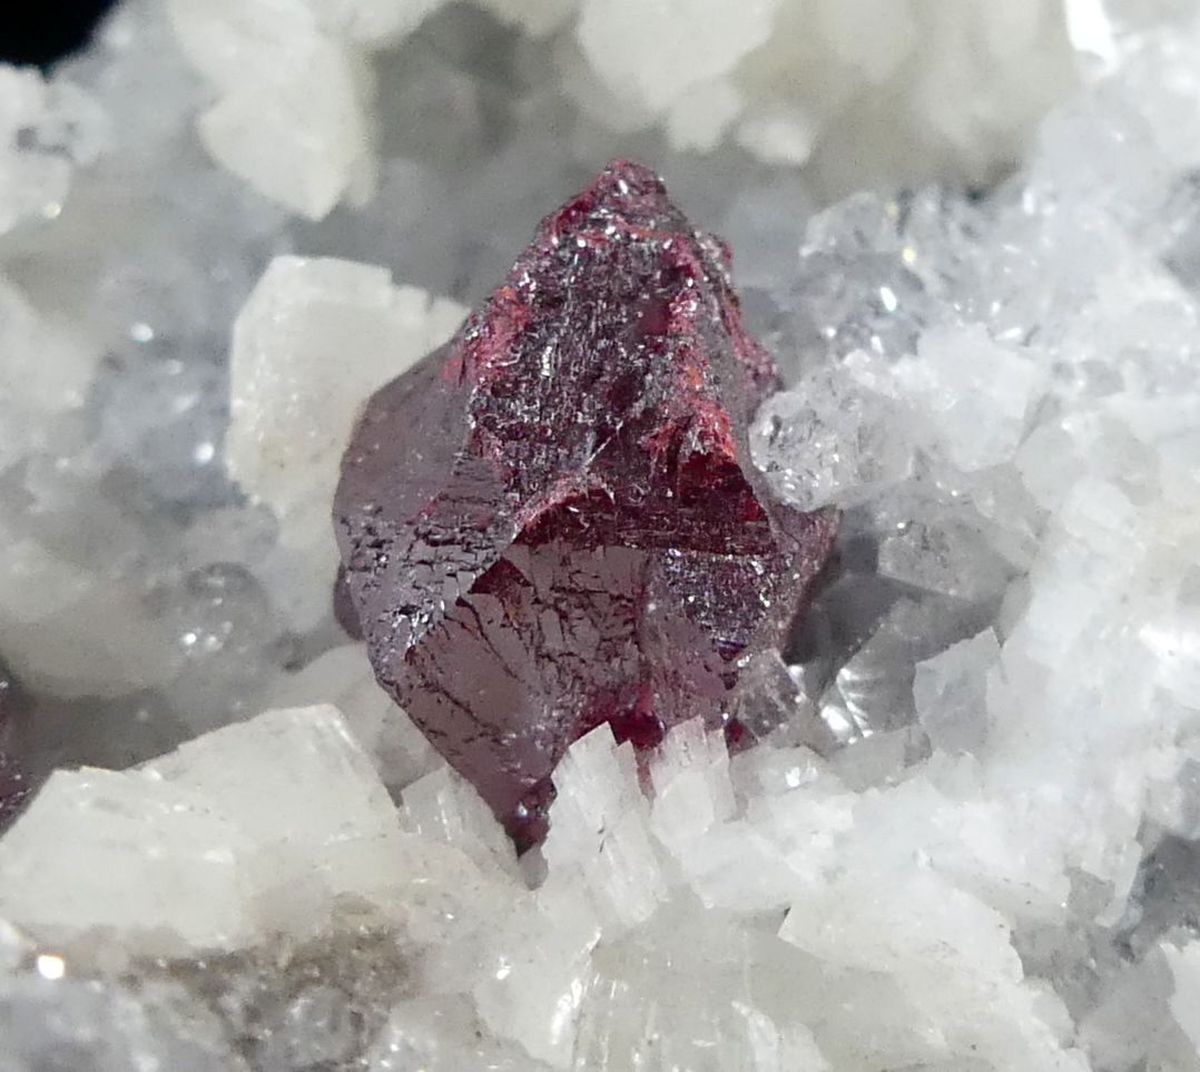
[0,0,118,67]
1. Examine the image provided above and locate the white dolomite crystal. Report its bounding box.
[0,66,108,236]
[167,0,379,219]
[914,629,1001,754]
[0,706,404,951]
[576,0,779,115]
[228,256,464,527]
[540,725,668,932]
[0,765,253,950]
[401,764,519,877]
[478,0,577,36]
[0,276,101,471]
[574,0,1077,190]
[1165,941,1200,1053]
[270,643,439,790]
[366,995,555,1071]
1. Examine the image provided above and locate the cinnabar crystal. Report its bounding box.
[335,160,837,847]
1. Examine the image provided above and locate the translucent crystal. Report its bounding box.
[872,489,1021,603]
[162,563,282,732]
[574,904,829,1072]
[541,725,667,931]
[367,995,554,1071]
[751,366,916,510]
[269,644,439,791]
[0,764,251,950]
[401,765,519,877]
[472,881,601,1067]
[1166,941,1200,1054]
[0,276,101,472]
[780,869,1074,1070]
[0,706,402,951]
[649,718,737,848]
[0,975,237,1072]
[1118,835,1200,957]
[0,531,182,700]
[787,194,932,363]
[914,628,1000,754]
[878,323,1048,472]
[1076,948,1183,1072]
[92,353,230,507]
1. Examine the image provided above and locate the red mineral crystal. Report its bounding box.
[335,160,838,847]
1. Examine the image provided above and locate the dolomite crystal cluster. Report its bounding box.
[165,0,1081,208]
[3,0,1200,1070]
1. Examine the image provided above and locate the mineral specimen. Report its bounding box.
[335,160,838,845]
[7,2,1200,1068]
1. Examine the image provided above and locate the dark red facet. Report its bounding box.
[335,160,838,847]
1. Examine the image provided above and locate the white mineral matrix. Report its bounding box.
[2,1,1200,1069]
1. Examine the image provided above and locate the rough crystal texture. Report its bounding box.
[335,160,838,844]
[0,67,108,236]
[163,0,1079,218]
[367,995,554,1071]
[0,706,403,952]
[1165,942,1200,1053]
[228,257,466,533]
[913,627,1000,754]
[0,975,238,1072]
[571,0,1077,191]
[269,643,440,792]
[228,255,466,631]
[167,0,380,219]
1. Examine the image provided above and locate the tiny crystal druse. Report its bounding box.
[334,160,837,843]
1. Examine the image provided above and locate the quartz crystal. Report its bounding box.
[335,160,838,844]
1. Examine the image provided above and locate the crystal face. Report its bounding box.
[334,160,838,846]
